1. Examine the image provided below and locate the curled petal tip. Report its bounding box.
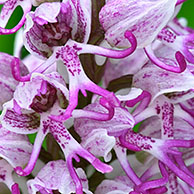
[92,158,113,173]
[124,30,137,53]
[14,166,29,176]
[124,30,135,42]
[175,51,187,73]
[11,57,31,82]
[145,46,187,73]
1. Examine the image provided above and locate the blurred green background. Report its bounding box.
[0,0,194,54]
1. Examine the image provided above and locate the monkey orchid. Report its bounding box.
[10,1,137,122]
[0,0,193,193]
[131,62,194,133]
[74,97,175,193]
[136,117,194,193]
[119,130,194,189]
[1,72,113,194]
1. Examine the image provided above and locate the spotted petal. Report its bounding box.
[99,0,177,48]
[0,124,32,168]
[95,176,133,194]
[74,102,135,137]
[81,128,115,162]
[0,159,20,193]
[133,62,194,103]
[27,160,92,194]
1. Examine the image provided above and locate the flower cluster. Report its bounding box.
[0,0,194,193]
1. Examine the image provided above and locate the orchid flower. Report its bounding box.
[99,0,189,73]
[74,91,187,193]
[132,61,194,131]
[0,0,193,193]
[1,72,113,194]
[99,0,177,48]
[27,160,92,194]
[74,89,161,192]
[10,1,137,122]
[138,117,194,193]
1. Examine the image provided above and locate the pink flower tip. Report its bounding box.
[124,31,137,50]
[92,158,113,173]
[175,51,187,73]
[11,183,20,194]
[14,166,29,176]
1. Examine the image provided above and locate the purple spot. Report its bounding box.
[0,174,5,181]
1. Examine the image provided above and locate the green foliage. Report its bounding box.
[178,0,194,28]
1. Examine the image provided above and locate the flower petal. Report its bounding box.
[99,0,176,48]
[133,62,194,103]
[74,102,135,137]
[81,128,115,162]
[27,160,92,194]
[1,101,40,134]
[95,176,133,194]
[0,125,32,167]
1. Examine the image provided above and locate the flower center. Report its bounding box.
[41,21,72,47]
[30,83,57,113]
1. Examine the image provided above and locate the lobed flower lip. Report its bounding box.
[1,73,113,193]
[12,102,113,193]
